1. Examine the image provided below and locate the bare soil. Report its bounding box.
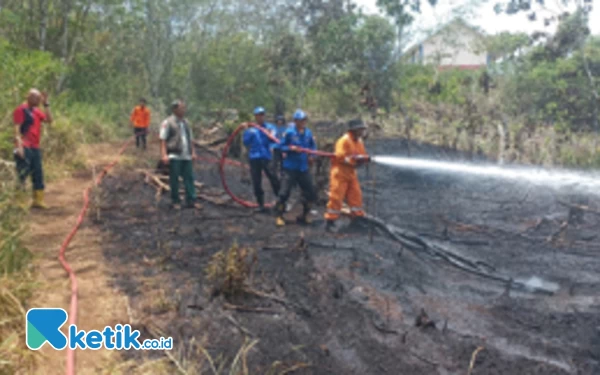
[24,143,133,375]
[66,137,600,374]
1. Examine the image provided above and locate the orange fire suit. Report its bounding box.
[130,105,151,128]
[324,132,368,221]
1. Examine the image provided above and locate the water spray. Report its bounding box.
[371,156,600,195]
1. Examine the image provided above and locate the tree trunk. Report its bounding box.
[29,0,35,23]
[55,0,73,92]
[496,123,504,165]
[61,0,71,60]
[38,0,47,51]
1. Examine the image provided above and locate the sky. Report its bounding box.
[355,0,599,45]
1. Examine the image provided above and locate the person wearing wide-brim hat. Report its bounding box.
[324,118,371,231]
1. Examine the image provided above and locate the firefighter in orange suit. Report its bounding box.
[130,98,151,150]
[324,119,371,231]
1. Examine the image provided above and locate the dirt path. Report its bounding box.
[23,143,135,375]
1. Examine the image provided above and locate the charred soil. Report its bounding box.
[94,137,600,374]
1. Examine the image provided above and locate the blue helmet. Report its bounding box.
[293,109,307,120]
[253,106,266,115]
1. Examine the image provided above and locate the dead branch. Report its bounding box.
[222,302,279,314]
[307,240,356,250]
[409,350,439,367]
[141,169,231,205]
[225,314,254,337]
[467,346,485,375]
[558,200,600,215]
[280,363,312,374]
[546,221,568,244]
[141,169,169,190]
[243,287,288,306]
[262,245,288,251]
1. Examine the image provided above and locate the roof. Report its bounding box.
[403,18,486,56]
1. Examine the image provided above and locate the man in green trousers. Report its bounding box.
[159,100,202,210]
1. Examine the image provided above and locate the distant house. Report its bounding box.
[404,19,490,70]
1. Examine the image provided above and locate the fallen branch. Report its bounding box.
[409,350,439,367]
[307,240,356,250]
[243,287,288,306]
[222,302,279,314]
[225,314,254,337]
[141,170,169,191]
[467,346,485,375]
[546,221,568,244]
[280,363,312,374]
[141,169,231,205]
[558,200,600,216]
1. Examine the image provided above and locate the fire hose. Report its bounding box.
[219,122,335,208]
[59,136,135,375]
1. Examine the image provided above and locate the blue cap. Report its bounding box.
[293,109,307,120]
[253,106,265,115]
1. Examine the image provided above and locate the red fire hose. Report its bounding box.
[219,123,335,208]
[58,136,134,375]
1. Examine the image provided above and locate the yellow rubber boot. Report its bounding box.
[31,190,48,209]
[276,216,286,227]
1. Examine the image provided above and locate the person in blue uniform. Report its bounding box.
[275,109,318,226]
[242,106,280,212]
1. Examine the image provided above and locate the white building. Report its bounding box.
[404,19,490,70]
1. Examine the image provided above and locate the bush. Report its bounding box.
[205,242,257,297]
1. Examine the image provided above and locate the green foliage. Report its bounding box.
[485,31,531,60]
[0,38,61,115]
[500,36,599,131]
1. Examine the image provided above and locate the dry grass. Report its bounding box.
[381,100,600,168]
[145,329,307,375]
[205,242,257,297]
[0,166,39,375]
[0,274,40,375]
[142,286,179,315]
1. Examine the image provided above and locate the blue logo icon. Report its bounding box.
[26,308,68,350]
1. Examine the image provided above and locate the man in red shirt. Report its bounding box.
[13,88,53,209]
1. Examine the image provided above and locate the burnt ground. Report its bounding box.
[93,137,600,374]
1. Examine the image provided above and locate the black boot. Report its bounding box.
[296,203,312,225]
[325,220,335,232]
[255,200,270,213]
